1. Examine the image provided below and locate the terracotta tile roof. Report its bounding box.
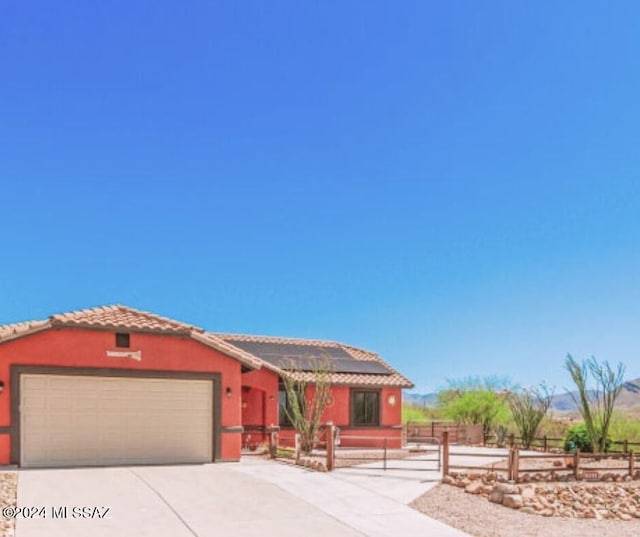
[214,332,414,388]
[0,305,262,369]
[190,332,264,370]
[49,305,202,335]
[0,305,413,387]
[0,320,49,343]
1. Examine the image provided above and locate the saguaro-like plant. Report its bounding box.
[565,354,625,453]
[280,357,333,454]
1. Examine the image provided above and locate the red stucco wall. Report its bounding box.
[239,367,279,446]
[251,368,404,448]
[0,328,245,464]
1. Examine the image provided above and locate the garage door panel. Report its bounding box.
[99,398,126,411]
[20,374,214,468]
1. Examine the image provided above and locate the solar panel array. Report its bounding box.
[223,339,393,375]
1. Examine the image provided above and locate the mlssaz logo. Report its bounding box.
[70,507,111,519]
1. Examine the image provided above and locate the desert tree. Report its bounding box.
[438,376,512,437]
[565,354,625,453]
[280,357,333,454]
[508,384,553,449]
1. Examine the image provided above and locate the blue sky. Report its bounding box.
[1,2,639,393]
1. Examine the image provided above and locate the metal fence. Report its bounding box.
[333,434,441,471]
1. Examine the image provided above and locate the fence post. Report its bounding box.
[326,422,335,472]
[574,449,581,480]
[629,451,635,478]
[383,437,388,471]
[513,448,520,483]
[509,433,515,448]
[543,435,548,453]
[442,431,450,478]
[624,440,629,454]
[507,448,513,481]
[269,431,279,459]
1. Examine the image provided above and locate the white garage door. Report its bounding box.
[20,374,214,468]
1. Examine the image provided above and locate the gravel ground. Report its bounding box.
[411,483,640,537]
[0,473,17,537]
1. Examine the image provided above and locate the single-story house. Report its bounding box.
[0,305,413,468]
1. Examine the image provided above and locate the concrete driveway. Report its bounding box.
[16,463,364,537]
[16,458,470,537]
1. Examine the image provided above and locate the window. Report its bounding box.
[115,333,130,348]
[351,390,380,426]
[278,388,293,427]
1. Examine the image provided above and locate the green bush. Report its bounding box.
[564,423,611,453]
[564,424,592,452]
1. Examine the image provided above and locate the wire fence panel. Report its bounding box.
[333,435,441,471]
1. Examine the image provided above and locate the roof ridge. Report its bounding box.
[48,304,204,333]
[49,304,118,322]
[112,304,205,333]
[212,332,344,347]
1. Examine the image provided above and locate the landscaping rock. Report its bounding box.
[495,483,519,495]
[0,473,16,537]
[441,465,640,521]
[519,486,536,500]
[503,494,523,509]
[465,481,484,495]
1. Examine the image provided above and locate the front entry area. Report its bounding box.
[18,373,214,468]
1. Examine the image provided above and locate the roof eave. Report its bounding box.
[48,320,195,337]
[0,321,52,346]
[190,332,262,370]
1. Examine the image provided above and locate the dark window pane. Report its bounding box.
[115,333,130,348]
[279,389,292,427]
[352,390,379,426]
[354,392,364,422]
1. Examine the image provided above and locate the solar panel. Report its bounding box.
[224,339,393,375]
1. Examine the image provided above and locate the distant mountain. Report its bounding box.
[404,378,640,413]
[403,391,438,407]
[550,378,640,413]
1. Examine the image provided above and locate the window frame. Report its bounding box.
[278,387,294,428]
[115,332,130,348]
[350,388,381,427]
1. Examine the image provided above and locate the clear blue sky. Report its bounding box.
[1,2,639,393]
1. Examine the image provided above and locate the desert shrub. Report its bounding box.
[402,404,429,423]
[495,425,509,448]
[538,417,570,439]
[564,354,625,453]
[508,385,553,449]
[440,389,510,436]
[564,423,611,453]
[402,403,443,423]
[564,424,592,452]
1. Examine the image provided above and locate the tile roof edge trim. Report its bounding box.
[0,321,52,345]
[190,332,262,370]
